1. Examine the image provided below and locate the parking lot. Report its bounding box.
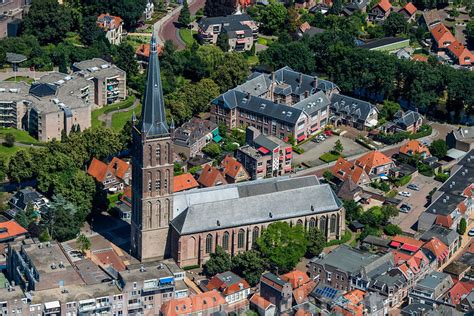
[391,175,440,235]
[292,134,369,168]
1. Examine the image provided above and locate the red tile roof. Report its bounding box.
[121,186,132,206]
[293,281,316,305]
[412,54,429,62]
[435,215,453,228]
[173,173,199,193]
[355,151,392,174]
[331,157,369,184]
[197,165,227,187]
[87,157,130,183]
[250,293,274,310]
[206,273,250,296]
[375,0,392,12]
[392,235,425,249]
[299,22,311,33]
[448,281,474,305]
[430,23,456,48]
[400,140,431,157]
[161,290,226,316]
[467,240,474,253]
[135,43,163,58]
[97,13,123,31]
[400,2,417,16]
[422,237,448,259]
[281,270,310,289]
[0,220,27,241]
[446,40,474,66]
[221,156,248,180]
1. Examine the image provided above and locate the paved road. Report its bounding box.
[157,0,206,49]
[98,97,140,128]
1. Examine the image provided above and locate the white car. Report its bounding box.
[398,191,411,197]
[468,228,474,237]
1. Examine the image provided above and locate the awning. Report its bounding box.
[297,135,306,141]
[258,146,270,154]
[285,147,292,153]
[213,135,222,143]
[44,301,60,309]
[401,244,419,252]
[390,241,401,248]
[286,154,292,159]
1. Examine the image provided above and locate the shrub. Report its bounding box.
[434,172,449,182]
[323,170,335,182]
[409,125,432,139]
[384,224,402,236]
[325,231,352,247]
[4,133,15,147]
[394,175,411,187]
[417,162,434,177]
[458,218,467,235]
[292,145,304,154]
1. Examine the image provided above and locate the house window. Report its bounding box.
[148,180,152,191]
[205,234,213,254]
[155,180,161,190]
[237,229,245,249]
[222,231,230,251]
[330,214,337,233]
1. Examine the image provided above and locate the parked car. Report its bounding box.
[398,191,411,197]
[407,184,420,191]
[400,204,412,213]
[468,228,474,237]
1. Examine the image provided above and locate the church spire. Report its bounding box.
[139,32,169,138]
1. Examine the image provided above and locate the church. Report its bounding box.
[130,35,346,267]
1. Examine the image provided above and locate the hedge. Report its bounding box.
[394,175,412,187]
[409,125,432,139]
[183,264,200,270]
[292,145,304,154]
[319,152,340,163]
[325,231,352,247]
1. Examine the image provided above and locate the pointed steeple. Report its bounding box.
[139,32,169,138]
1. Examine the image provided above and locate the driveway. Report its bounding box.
[293,135,369,168]
[391,175,439,235]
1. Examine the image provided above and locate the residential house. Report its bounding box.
[342,0,369,16]
[420,225,460,259]
[281,270,316,306]
[368,267,409,308]
[97,13,123,45]
[115,186,132,220]
[297,22,325,38]
[393,110,423,133]
[309,3,330,15]
[443,261,471,281]
[211,67,335,141]
[422,237,449,268]
[258,273,293,314]
[399,140,431,159]
[354,151,394,178]
[430,23,456,51]
[220,156,249,183]
[446,127,474,152]
[173,173,199,193]
[203,271,251,309]
[197,164,228,187]
[410,272,454,305]
[143,0,154,20]
[9,187,49,213]
[361,235,391,253]
[235,127,293,180]
[173,117,219,159]
[331,289,367,315]
[0,220,27,243]
[446,41,474,68]
[160,290,226,315]
[420,9,441,30]
[136,43,162,68]
[330,94,379,130]
[72,58,127,106]
[459,290,474,312]
[197,14,258,51]
[363,292,389,315]
[412,54,429,63]
[87,157,131,192]
[249,293,276,316]
[331,157,371,186]
[368,0,392,21]
[310,283,343,311]
[445,280,474,307]
[398,2,417,22]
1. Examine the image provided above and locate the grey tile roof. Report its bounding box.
[424,192,465,216]
[310,245,381,274]
[198,14,253,31]
[274,66,317,96]
[394,110,422,129]
[294,91,330,117]
[174,118,218,147]
[253,134,279,151]
[331,94,377,123]
[438,165,474,195]
[420,225,458,246]
[415,272,450,291]
[170,176,339,235]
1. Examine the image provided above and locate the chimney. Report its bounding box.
[304,90,309,99]
[299,73,303,85]
[269,72,276,101]
[313,76,318,91]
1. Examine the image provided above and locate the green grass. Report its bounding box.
[386,190,398,198]
[91,96,136,128]
[178,28,197,47]
[319,152,341,163]
[111,103,142,131]
[247,55,259,66]
[0,145,23,162]
[5,76,34,84]
[257,37,274,46]
[108,193,121,209]
[325,231,352,247]
[0,128,39,145]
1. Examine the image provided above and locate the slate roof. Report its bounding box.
[420,225,459,247]
[310,245,381,274]
[293,91,330,117]
[274,66,318,96]
[394,110,422,129]
[171,176,339,235]
[331,94,377,123]
[173,117,218,147]
[198,14,253,31]
[9,188,44,211]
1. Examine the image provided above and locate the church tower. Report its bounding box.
[131,34,173,261]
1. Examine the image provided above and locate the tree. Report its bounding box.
[306,228,325,258]
[204,0,236,17]
[114,43,139,78]
[23,0,72,45]
[286,6,300,34]
[259,41,315,74]
[178,0,191,26]
[203,246,232,277]
[216,33,230,52]
[383,13,408,36]
[77,233,91,253]
[202,142,222,158]
[256,222,307,273]
[4,133,15,148]
[381,204,399,224]
[379,101,401,120]
[211,52,248,92]
[466,20,474,48]
[429,140,448,159]
[182,79,221,114]
[231,250,268,286]
[0,46,6,67]
[343,200,362,222]
[7,150,34,183]
[333,139,343,154]
[458,218,467,235]
[384,224,402,236]
[44,194,81,242]
[0,158,6,182]
[257,1,287,35]
[80,15,108,46]
[330,0,343,15]
[323,170,335,182]
[39,229,51,242]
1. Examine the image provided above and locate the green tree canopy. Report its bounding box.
[178,0,191,26]
[45,195,82,242]
[429,140,448,159]
[203,246,232,277]
[231,250,268,286]
[383,13,408,36]
[256,221,307,273]
[114,43,139,78]
[202,142,222,158]
[379,101,401,121]
[204,0,236,17]
[384,223,402,236]
[256,1,287,35]
[7,150,34,183]
[306,228,326,258]
[216,33,230,52]
[211,52,249,92]
[343,200,362,222]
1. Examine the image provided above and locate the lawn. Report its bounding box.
[111,103,142,131]
[91,96,136,128]
[0,128,39,145]
[5,76,34,84]
[246,55,259,66]
[0,145,23,162]
[178,28,198,47]
[256,37,274,46]
[319,152,341,163]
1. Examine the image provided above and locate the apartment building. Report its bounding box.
[198,14,258,51]
[211,67,334,142]
[236,127,293,180]
[0,0,30,38]
[330,94,379,130]
[0,73,92,141]
[73,58,127,106]
[97,13,124,45]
